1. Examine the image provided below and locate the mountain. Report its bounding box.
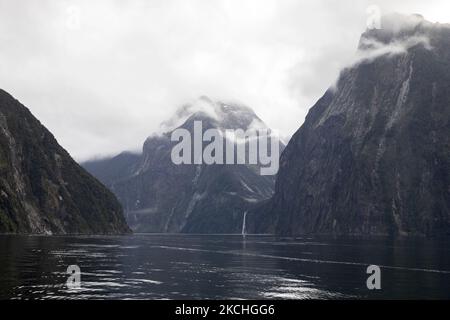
[83,152,141,187]
[0,89,130,234]
[83,97,283,233]
[248,14,450,237]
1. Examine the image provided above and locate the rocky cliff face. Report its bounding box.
[0,89,130,234]
[84,97,283,233]
[249,15,450,237]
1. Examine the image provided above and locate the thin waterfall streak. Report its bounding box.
[242,211,247,236]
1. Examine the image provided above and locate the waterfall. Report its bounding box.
[241,211,247,236]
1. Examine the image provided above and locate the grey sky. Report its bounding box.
[1,0,449,161]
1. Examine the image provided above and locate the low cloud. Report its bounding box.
[159,97,221,133]
[354,35,432,64]
[0,0,449,161]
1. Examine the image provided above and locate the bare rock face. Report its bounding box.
[0,89,130,234]
[84,97,283,233]
[249,15,450,237]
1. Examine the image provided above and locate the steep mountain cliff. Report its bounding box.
[249,15,450,237]
[0,89,130,234]
[84,97,283,233]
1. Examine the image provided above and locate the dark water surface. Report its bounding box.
[0,234,449,299]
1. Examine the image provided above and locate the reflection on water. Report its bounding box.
[0,234,450,299]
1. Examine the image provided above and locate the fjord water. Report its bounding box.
[0,234,449,299]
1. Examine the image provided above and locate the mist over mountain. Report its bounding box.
[0,89,130,234]
[248,14,450,237]
[83,97,284,233]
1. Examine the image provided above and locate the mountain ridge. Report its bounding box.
[248,14,450,237]
[0,89,131,234]
[83,97,283,233]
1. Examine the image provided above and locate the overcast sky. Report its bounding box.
[1,0,449,161]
